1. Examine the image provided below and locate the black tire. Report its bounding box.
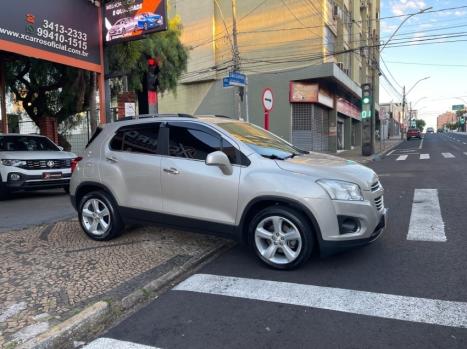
[248,206,315,270]
[0,182,8,201]
[78,190,124,241]
[63,186,70,194]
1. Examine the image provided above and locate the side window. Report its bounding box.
[169,125,221,161]
[222,139,238,165]
[110,124,160,155]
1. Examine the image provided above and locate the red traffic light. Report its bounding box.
[147,58,156,66]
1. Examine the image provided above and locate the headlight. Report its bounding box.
[1,159,27,167]
[317,179,364,201]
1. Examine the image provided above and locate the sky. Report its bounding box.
[379,0,467,128]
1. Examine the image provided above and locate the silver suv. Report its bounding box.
[0,134,76,199]
[70,115,387,269]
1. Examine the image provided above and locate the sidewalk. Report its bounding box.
[335,136,403,164]
[0,220,230,348]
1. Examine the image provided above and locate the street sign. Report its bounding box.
[262,88,274,111]
[227,71,247,87]
[452,104,464,111]
[223,77,233,89]
[262,88,274,131]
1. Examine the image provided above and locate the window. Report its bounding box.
[324,26,336,54]
[168,124,242,164]
[110,123,160,155]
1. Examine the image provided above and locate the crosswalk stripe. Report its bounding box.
[396,155,408,161]
[420,154,430,160]
[442,153,455,158]
[407,189,446,242]
[83,338,160,349]
[174,274,467,329]
[464,152,467,156]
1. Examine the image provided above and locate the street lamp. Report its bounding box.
[380,6,433,53]
[403,76,430,130]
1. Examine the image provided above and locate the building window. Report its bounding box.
[324,25,336,54]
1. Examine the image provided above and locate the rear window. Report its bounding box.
[0,135,59,151]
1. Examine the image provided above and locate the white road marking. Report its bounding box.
[419,137,424,149]
[175,274,467,329]
[463,142,466,145]
[420,154,430,160]
[386,150,395,156]
[396,155,408,161]
[464,152,467,156]
[407,189,446,242]
[442,153,455,158]
[83,338,160,349]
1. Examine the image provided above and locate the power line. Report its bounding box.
[385,61,467,67]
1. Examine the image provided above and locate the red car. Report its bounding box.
[407,128,421,140]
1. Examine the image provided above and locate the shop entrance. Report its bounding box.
[291,103,329,152]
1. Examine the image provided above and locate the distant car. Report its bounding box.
[437,128,444,133]
[426,127,434,133]
[109,17,137,39]
[407,128,421,140]
[136,12,164,31]
[0,134,77,199]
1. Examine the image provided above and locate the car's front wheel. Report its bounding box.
[78,191,124,241]
[249,206,314,269]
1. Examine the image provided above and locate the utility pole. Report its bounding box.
[231,0,242,120]
[402,85,406,138]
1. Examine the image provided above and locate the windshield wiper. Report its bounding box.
[283,153,301,159]
[262,154,286,160]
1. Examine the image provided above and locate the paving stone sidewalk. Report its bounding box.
[335,136,403,164]
[0,220,227,348]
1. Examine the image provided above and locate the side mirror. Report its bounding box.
[206,151,233,175]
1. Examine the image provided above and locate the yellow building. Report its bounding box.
[160,0,380,153]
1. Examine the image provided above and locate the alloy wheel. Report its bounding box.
[254,215,302,265]
[81,198,111,236]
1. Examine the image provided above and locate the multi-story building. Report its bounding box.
[437,111,457,130]
[380,102,405,138]
[160,0,380,153]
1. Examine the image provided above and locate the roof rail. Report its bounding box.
[115,113,194,122]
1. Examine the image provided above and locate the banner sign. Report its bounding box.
[0,0,102,72]
[104,0,168,44]
[337,98,361,120]
[289,82,334,108]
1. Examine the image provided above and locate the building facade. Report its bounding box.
[160,0,380,153]
[379,102,405,138]
[437,111,457,130]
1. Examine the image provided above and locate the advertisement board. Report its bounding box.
[104,0,168,44]
[0,0,102,72]
[290,82,334,108]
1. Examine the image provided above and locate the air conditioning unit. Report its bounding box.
[336,62,345,70]
[360,0,367,9]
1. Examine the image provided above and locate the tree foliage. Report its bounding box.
[5,56,92,126]
[416,119,426,132]
[107,15,188,94]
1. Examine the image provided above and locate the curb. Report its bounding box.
[371,139,404,162]
[16,241,233,349]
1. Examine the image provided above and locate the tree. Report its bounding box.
[416,119,426,132]
[107,15,188,95]
[5,55,92,135]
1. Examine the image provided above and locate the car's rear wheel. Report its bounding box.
[78,191,124,241]
[0,181,9,201]
[249,206,314,269]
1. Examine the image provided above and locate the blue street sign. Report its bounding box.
[223,77,233,89]
[228,71,247,86]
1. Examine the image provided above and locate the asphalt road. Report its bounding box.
[87,132,467,349]
[0,189,76,232]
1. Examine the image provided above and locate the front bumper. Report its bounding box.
[4,173,71,191]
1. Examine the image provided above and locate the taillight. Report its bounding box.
[71,157,82,173]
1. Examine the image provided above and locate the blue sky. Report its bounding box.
[379,0,467,128]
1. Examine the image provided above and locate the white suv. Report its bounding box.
[0,134,77,199]
[70,115,387,269]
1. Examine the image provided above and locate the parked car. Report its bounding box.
[70,115,387,269]
[0,134,77,199]
[108,17,137,39]
[437,128,444,133]
[426,127,434,133]
[135,12,164,31]
[407,128,421,140]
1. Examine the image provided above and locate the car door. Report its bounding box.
[161,122,241,226]
[100,122,163,212]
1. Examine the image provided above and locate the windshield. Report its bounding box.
[0,136,59,151]
[218,122,307,159]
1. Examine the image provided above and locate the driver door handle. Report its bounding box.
[105,155,119,163]
[163,167,180,175]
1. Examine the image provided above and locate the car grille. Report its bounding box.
[371,181,381,192]
[374,196,384,211]
[19,159,71,170]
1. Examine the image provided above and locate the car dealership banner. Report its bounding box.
[104,0,168,44]
[0,0,102,72]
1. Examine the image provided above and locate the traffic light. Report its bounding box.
[361,83,372,119]
[147,58,159,92]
